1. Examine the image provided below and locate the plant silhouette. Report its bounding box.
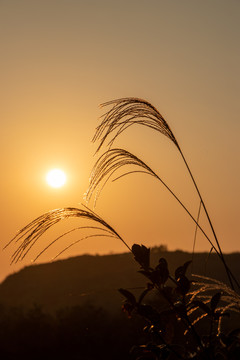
[6,97,239,289]
[5,97,240,359]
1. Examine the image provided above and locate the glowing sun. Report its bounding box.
[46,169,67,188]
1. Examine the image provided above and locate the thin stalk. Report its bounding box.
[179,150,237,290]
[87,145,238,289]
[153,172,240,291]
[154,173,218,256]
[191,200,202,274]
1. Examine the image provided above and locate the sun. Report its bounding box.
[46,169,67,188]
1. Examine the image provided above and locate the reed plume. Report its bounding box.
[94,97,179,152]
[5,207,130,264]
[85,148,160,205]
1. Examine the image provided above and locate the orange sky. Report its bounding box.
[1,0,240,282]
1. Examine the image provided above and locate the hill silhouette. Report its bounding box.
[0,247,239,314]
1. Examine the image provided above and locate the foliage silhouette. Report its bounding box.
[119,244,240,359]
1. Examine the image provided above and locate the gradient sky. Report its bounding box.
[1,0,239,282]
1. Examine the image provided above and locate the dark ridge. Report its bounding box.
[0,248,239,313]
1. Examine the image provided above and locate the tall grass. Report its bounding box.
[88,97,238,290]
[5,97,239,289]
[5,97,240,359]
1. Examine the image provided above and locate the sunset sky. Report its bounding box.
[1,0,239,282]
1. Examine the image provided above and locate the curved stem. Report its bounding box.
[191,200,202,273]
[153,172,240,292]
[154,173,219,255]
[179,150,237,290]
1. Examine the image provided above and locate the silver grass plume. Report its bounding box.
[85,148,160,205]
[94,97,180,152]
[5,207,130,264]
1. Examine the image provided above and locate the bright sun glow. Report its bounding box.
[46,169,67,188]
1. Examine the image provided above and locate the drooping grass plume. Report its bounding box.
[92,97,238,290]
[85,147,229,270]
[85,148,160,205]
[5,206,131,264]
[94,97,180,152]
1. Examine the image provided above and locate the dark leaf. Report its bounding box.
[132,244,150,269]
[150,268,169,285]
[154,258,169,285]
[175,261,192,280]
[176,275,191,295]
[138,287,153,305]
[119,288,136,305]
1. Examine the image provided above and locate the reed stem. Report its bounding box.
[178,150,237,290]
